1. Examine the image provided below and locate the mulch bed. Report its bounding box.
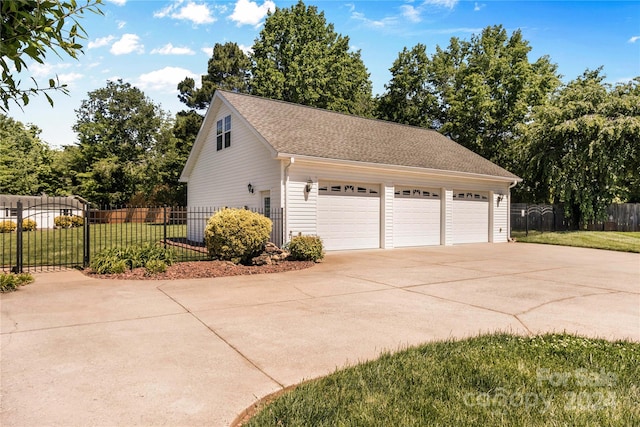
[84,259,316,280]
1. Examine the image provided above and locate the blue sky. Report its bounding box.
[7,0,640,148]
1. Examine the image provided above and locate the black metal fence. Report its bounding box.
[511,203,640,234]
[1,197,283,273]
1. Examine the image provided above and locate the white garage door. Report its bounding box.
[318,182,380,250]
[452,191,489,244]
[393,187,441,247]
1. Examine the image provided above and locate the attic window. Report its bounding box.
[216,115,231,151]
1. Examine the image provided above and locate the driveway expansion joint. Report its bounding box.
[156,285,285,390]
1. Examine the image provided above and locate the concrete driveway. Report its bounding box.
[1,243,638,426]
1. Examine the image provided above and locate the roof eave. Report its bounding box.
[276,153,522,183]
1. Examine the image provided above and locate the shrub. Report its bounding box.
[22,218,37,231]
[90,243,176,274]
[0,273,34,293]
[204,208,272,264]
[71,215,84,227]
[145,259,167,275]
[0,220,17,233]
[55,215,83,228]
[287,235,325,262]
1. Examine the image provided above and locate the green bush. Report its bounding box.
[0,220,17,233]
[22,218,37,231]
[90,243,176,274]
[145,259,167,275]
[204,208,272,264]
[55,215,83,228]
[287,235,325,262]
[0,273,34,293]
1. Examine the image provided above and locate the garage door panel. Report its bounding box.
[393,196,440,247]
[452,191,488,244]
[318,182,380,251]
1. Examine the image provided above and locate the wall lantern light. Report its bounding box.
[305,179,313,193]
[497,194,505,206]
[247,183,254,194]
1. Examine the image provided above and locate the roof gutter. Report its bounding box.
[276,153,522,183]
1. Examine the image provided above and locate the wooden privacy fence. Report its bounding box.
[1,199,283,272]
[511,203,640,233]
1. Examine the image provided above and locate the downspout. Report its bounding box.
[508,180,518,242]
[283,157,294,244]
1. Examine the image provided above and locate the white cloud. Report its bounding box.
[29,62,71,78]
[58,73,84,88]
[474,2,486,11]
[117,20,126,29]
[351,11,397,29]
[88,35,115,49]
[151,43,195,55]
[136,67,197,92]
[628,36,640,43]
[238,44,253,55]
[229,0,275,27]
[423,0,459,9]
[400,5,422,23]
[201,46,214,55]
[110,34,144,55]
[154,1,215,25]
[106,0,126,5]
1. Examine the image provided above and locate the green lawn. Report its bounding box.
[245,334,639,426]
[1,223,206,269]
[512,231,640,253]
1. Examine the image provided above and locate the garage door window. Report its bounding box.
[394,187,440,199]
[454,192,488,201]
[319,183,379,197]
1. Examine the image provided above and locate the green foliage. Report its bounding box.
[54,215,83,228]
[376,44,436,128]
[73,80,170,205]
[178,42,251,111]
[377,25,560,171]
[90,243,176,274]
[21,218,37,231]
[0,115,58,195]
[0,0,103,112]
[0,220,17,233]
[204,208,272,264]
[287,235,324,262]
[0,272,34,293]
[522,70,640,223]
[144,259,167,275]
[251,0,374,116]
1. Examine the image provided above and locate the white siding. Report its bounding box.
[492,192,509,243]
[442,189,453,246]
[186,104,281,242]
[382,184,394,249]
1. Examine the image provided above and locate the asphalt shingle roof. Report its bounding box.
[219,90,520,180]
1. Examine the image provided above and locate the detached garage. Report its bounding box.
[180,90,521,250]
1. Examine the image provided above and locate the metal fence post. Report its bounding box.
[163,205,167,249]
[83,201,91,268]
[15,200,23,273]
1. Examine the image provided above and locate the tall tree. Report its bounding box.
[437,26,560,167]
[251,0,373,115]
[523,70,640,224]
[0,0,103,111]
[177,42,251,111]
[376,44,435,127]
[0,115,55,194]
[73,80,167,205]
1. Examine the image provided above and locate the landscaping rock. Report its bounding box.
[251,243,290,266]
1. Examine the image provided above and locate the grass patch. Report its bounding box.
[512,231,640,253]
[245,334,639,426]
